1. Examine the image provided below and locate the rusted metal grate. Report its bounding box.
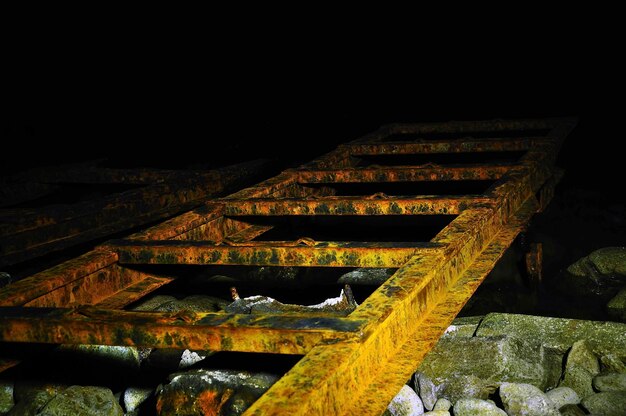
[0,118,576,415]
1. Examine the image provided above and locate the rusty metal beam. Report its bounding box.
[110,240,441,268]
[343,138,535,155]
[224,196,491,216]
[246,198,539,415]
[0,160,270,267]
[297,165,511,184]
[0,307,364,355]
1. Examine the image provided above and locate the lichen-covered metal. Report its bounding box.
[0,118,576,415]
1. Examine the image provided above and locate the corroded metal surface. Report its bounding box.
[0,118,576,415]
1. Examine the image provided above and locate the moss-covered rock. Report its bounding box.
[560,247,626,297]
[545,386,579,408]
[453,398,507,415]
[417,335,557,402]
[600,354,626,373]
[0,381,13,414]
[607,287,626,322]
[559,365,595,400]
[8,381,65,416]
[593,373,626,392]
[475,313,626,358]
[566,340,600,375]
[558,404,587,416]
[37,386,122,416]
[581,391,626,416]
[499,382,560,416]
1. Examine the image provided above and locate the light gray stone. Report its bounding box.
[558,404,586,416]
[559,365,595,400]
[475,313,626,357]
[123,387,153,413]
[178,349,207,369]
[423,411,449,415]
[607,287,626,321]
[0,381,13,413]
[581,391,626,416]
[58,344,141,370]
[453,398,507,415]
[37,386,123,416]
[384,385,424,416]
[545,386,580,408]
[593,372,626,392]
[441,316,483,338]
[338,268,394,285]
[601,353,626,373]
[414,372,437,411]
[499,382,560,416]
[417,334,558,403]
[0,272,12,288]
[566,340,600,375]
[432,398,451,411]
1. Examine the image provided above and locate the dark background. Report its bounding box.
[2,35,623,199]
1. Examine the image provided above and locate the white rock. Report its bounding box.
[453,398,507,416]
[499,382,560,416]
[545,386,580,408]
[414,372,437,411]
[123,387,153,413]
[386,385,424,416]
[178,349,207,369]
[423,411,450,415]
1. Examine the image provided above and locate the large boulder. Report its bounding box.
[417,335,560,403]
[475,313,626,358]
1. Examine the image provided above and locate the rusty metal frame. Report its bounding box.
[0,118,576,415]
[0,160,268,267]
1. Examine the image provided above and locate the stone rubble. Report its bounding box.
[1,311,625,415]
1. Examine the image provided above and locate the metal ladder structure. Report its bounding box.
[0,118,576,415]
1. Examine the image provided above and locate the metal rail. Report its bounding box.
[0,118,576,415]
